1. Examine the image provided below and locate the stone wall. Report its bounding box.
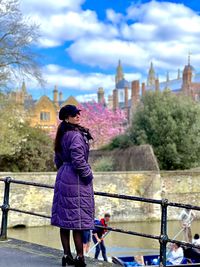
[161,171,200,220]
[90,145,159,171]
[0,171,161,227]
[0,170,199,227]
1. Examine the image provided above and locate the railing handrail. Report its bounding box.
[1,176,200,267]
[1,177,200,210]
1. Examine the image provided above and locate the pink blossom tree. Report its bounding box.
[49,102,127,149]
[79,102,127,149]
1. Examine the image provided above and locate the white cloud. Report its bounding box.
[26,64,142,99]
[76,93,97,102]
[66,1,200,73]
[125,73,142,81]
[106,9,123,24]
[126,1,200,42]
[21,0,118,47]
[37,10,118,47]
[67,38,149,69]
[127,1,194,22]
[20,0,200,89]
[42,64,115,92]
[20,0,85,14]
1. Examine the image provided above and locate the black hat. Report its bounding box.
[59,105,81,120]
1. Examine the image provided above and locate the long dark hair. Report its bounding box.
[54,121,93,153]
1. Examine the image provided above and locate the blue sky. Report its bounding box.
[20,0,200,101]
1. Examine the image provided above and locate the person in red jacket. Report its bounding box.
[92,213,111,261]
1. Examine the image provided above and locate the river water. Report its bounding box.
[8,220,200,258]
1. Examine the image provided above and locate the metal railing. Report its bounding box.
[0,176,200,267]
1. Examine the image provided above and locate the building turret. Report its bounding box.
[113,89,119,110]
[147,62,156,87]
[166,71,169,82]
[124,86,129,108]
[155,79,160,91]
[53,85,58,105]
[177,69,181,79]
[21,80,27,94]
[59,91,63,102]
[97,87,105,105]
[142,82,146,96]
[115,60,124,86]
[107,95,113,109]
[131,80,140,107]
[182,54,194,94]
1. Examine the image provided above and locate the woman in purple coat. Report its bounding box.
[51,105,95,267]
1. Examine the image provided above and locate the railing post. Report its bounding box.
[0,177,11,241]
[159,198,168,267]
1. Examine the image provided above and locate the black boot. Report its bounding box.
[74,256,86,267]
[62,255,75,266]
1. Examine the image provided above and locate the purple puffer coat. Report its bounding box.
[51,130,95,230]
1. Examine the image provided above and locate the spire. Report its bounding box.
[147,61,156,87]
[166,71,169,82]
[182,53,193,92]
[177,69,181,79]
[53,85,58,104]
[54,84,58,92]
[21,80,27,93]
[188,51,192,66]
[59,91,63,102]
[115,59,124,85]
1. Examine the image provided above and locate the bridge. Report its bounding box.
[0,238,112,266]
[0,176,200,267]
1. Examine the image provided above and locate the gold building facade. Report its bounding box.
[10,83,80,132]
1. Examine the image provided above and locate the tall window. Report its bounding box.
[40,112,50,121]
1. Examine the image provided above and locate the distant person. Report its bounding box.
[167,243,184,265]
[193,234,200,247]
[51,105,94,267]
[92,213,111,262]
[82,230,91,255]
[192,233,200,254]
[179,208,195,243]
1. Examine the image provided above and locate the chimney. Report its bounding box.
[131,80,140,106]
[142,82,146,96]
[113,89,119,110]
[59,91,63,102]
[108,95,113,109]
[53,85,58,104]
[155,79,160,91]
[124,87,129,108]
[97,87,105,104]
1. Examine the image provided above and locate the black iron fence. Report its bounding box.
[0,176,200,267]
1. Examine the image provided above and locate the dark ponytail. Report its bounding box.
[54,121,93,153]
[54,121,71,152]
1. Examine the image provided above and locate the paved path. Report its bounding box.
[0,238,113,267]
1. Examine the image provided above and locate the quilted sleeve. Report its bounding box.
[69,132,93,181]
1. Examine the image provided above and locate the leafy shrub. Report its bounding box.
[131,90,200,170]
[93,156,114,172]
[0,125,55,172]
[103,134,132,150]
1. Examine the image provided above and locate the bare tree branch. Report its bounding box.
[0,0,44,88]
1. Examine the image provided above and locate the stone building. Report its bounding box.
[9,80,33,108]
[9,83,79,132]
[8,79,107,133]
[111,57,200,122]
[145,56,200,101]
[111,60,132,120]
